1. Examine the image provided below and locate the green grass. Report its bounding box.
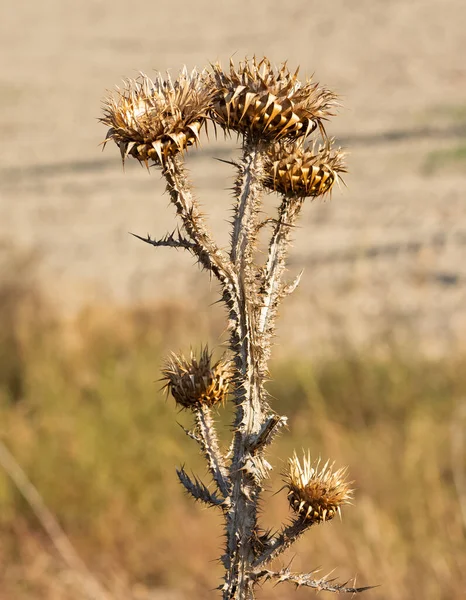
[423,142,466,174]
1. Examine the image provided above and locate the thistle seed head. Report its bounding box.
[264,140,346,198]
[284,452,353,524]
[161,346,234,410]
[101,68,213,165]
[209,57,337,142]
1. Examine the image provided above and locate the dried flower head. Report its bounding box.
[264,140,346,198]
[209,57,337,142]
[161,347,234,410]
[101,68,213,165]
[284,452,353,524]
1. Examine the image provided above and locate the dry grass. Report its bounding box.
[0,269,464,599]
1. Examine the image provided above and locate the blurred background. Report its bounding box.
[0,1,465,598]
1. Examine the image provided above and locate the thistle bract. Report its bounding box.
[162,347,233,410]
[284,452,353,524]
[101,68,212,165]
[265,140,346,198]
[209,57,337,142]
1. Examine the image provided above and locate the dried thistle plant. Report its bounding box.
[101,57,372,599]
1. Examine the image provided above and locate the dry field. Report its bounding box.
[1,1,466,599]
[1,0,466,354]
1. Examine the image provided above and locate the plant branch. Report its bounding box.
[178,422,202,444]
[195,405,231,498]
[230,144,264,279]
[163,155,235,287]
[163,155,244,357]
[252,567,375,593]
[253,519,310,568]
[177,466,227,508]
[223,141,271,600]
[249,414,288,454]
[281,269,304,297]
[258,197,304,352]
[130,230,197,251]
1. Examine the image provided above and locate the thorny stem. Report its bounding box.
[253,519,309,567]
[230,143,264,284]
[163,155,235,289]
[195,405,230,498]
[129,230,196,251]
[162,148,269,598]
[177,466,225,507]
[161,153,264,597]
[222,142,270,600]
[163,155,244,358]
[252,568,375,594]
[258,196,304,368]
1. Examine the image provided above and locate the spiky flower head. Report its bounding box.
[284,452,353,524]
[161,346,234,410]
[101,68,213,165]
[209,57,337,142]
[264,140,346,198]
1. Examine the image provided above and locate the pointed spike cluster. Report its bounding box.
[281,269,304,298]
[255,568,375,594]
[264,139,347,198]
[208,57,337,142]
[283,451,353,524]
[100,68,213,166]
[176,466,225,507]
[130,229,196,251]
[178,423,202,444]
[250,414,288,452]
[161,346,234,410]
[251,526,275,555]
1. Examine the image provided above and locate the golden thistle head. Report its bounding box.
[100,68,213,165]
[161,347,234,410]
[283,452,353,524]
[264,140,346,198]
[209,57,337,142]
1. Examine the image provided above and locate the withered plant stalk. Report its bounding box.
[101,58,372,599]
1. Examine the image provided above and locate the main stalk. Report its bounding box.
[223,144,268,599]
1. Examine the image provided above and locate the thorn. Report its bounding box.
[129,231,151,243]
[283,269,304,295]
[214,157,239,167]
